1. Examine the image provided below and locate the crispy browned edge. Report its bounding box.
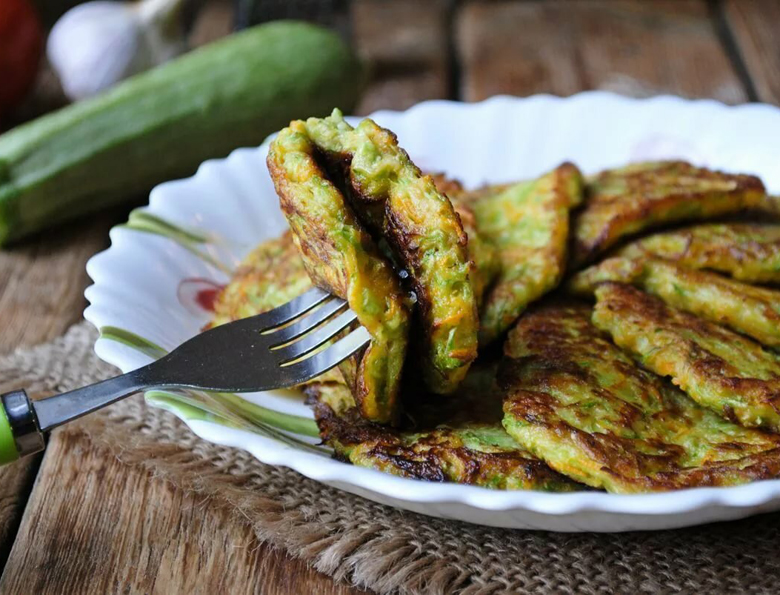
[499,300,780,491]
[573,162,766,267]
[305,385,578,486]
[597,283,780,424]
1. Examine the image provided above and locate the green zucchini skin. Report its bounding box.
[0,21,364,245]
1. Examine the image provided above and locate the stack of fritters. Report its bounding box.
[209,112,780,493]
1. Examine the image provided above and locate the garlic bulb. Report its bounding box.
[47,0,187,100]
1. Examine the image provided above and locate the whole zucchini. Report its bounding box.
[0,21,364,245]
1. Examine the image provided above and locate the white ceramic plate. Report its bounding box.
[85,92,780,532]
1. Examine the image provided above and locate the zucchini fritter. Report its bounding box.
[593,283,780,432]
[429,173,506,307]
[451,199,500,308]
[500,302,780,493]
[572,161,766,267]
[571,257,780,348]
[306,367,582,491]
[207,232,341,384]
[208,232,312,329]
[612,223,780,285]
[268,123,411,424]
[290,109,479,394]
[472,163,584,346]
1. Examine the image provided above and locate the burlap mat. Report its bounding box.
[2,323,780,594]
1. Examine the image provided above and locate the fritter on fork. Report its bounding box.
[268,124,411,423]
[272,109,479,395]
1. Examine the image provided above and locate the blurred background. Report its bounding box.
[5,0,777,132]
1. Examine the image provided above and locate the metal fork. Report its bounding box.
[0,288,369,465]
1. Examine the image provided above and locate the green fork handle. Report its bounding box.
[0,390,45,465]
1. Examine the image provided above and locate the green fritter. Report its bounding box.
[570,256,780,348]
[499,302,780,493]
[306,366,582,491]
[207,232,341,384]
[299,109,479,394]
[571,161,766,267]
[612,223,780,285]
[472,163,584,346]
[427,173,501,307]
[208,232,312,329]
[593,283,780,432]
[268,122,411,424]
[451,199,500,308]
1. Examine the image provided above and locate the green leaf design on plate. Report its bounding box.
[146,390,326,453]
[99,326,167,360]
[101,327,323,446]
[118,210,231,273]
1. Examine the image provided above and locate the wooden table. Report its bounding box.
[1,1,779,592]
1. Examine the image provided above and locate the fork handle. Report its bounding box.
[0,366,155,465]
[0,390,45,464]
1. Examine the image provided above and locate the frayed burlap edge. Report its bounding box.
[3,322,780,595]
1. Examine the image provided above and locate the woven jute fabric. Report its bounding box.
[2,323,780,594]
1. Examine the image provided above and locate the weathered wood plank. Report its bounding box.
[352,0,450,115]
[457,0,746,102]
[0,431,367,594]
[0,216,116,574]
[0,217,114,355]
[0,457,40,569]
[723,0,780,104]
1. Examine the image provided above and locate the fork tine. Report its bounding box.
[256,287,331,332]
[277,326,372,386]
[276,309,359,363]
[268,297,347,344]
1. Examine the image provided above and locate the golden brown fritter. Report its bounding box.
[306,366,583,491]
[570,256,780,348]
[428,173,503,308]
[571,161,766,267]
[451,199,500,308]
[285,109,479,395]
[472,163,584,345]
[500,301,780,493]
[208,232,312,329]
[268,122,411,424]
[207,232,341,384]
[593,283,780,432]
[611,223,780,285]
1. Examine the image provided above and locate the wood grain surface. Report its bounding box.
[353,0,450,115]
[0,432,367,595]
[724,0,780,104]
[1,1,779,593]
[457,0,746,102]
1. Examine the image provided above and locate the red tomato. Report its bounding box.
[0,0,43,116]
